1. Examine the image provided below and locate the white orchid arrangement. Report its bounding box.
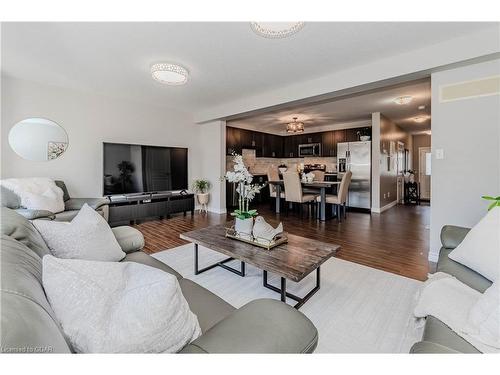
[225,153,263,219]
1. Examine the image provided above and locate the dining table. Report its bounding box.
[267,180,341,221]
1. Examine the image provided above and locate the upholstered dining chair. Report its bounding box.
[282,172,318,218]
[316,171,352,222]
[311,170,325,182]
[267,165,285,209]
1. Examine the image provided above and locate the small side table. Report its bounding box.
[404,182,420,205]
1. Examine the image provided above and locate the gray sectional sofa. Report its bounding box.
[0,207,318,353]
[410,225,491,354]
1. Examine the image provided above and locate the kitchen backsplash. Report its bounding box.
[226,149,337,175]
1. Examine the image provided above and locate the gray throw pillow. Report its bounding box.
[33,203,125,261]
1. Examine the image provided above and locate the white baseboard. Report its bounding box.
[371,200,398,214]
[194,204,227,214]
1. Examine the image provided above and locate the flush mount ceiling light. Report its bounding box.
[286,117,305,133]
[413,116,428,123]
[151,63,189,85]
[250,22,305,39]
[393,95,413,105]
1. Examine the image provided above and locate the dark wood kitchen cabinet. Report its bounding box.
[321,131,336,157]
[226,126,241,155]
[227,126,371,158]
[302,133,322,144]
[283,136,298,158]
[334,129,346,146]
[262,134,283,158]
[236,129,261,156]
[345,128,360,142]
[251,131,264,157]
[239,129,253,149]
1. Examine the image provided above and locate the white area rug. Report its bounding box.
[152,244,424,353]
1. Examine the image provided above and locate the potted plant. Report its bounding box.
[357,127,371,141]
[192,179,211,212]
[224,153,263,239]
[482,195,500,211]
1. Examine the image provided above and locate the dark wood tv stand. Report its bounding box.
[107,191,195,226]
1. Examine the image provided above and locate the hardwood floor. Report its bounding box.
[134,203,430,281]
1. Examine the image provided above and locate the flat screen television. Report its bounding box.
[103,142,188,195]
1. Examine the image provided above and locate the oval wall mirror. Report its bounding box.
[8,118,69,161]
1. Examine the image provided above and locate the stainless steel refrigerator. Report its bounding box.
[337,141,371,210]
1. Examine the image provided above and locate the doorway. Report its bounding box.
[418,147,431,200]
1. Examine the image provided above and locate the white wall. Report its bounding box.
[430,59,500,262]
[371,113,381,211]
[1,76,203,198]
[195,26,500,122]
[197,120,226,213]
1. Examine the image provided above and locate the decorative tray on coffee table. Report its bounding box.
[224,227,288,251]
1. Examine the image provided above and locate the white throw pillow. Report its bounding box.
[466,281,500,349]
[42,255,201,353]
[33,203,125,261]
[448,208,500,282]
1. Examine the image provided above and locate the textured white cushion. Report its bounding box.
[414,272,499,353]
[42,255,201,353]
[33,203,125,261]
[448,208,500,282]
[466,281,500,349]
[414,272,481,330]
[1,177,65,213]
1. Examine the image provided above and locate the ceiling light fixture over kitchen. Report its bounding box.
[250,22,305,39]
[286,117,305,133]
[151,63,189,85]
[393,95,413,105]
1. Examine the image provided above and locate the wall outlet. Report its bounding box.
[436,149,444,160]
[387,192,390,198]
[383,193,386,199]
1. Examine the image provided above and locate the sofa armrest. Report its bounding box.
[410,341,461,354]
[14,208,55,221]
[64,197,110,211]
[440,225,470,249]
[180,299,318,354]
[111,226,145,253]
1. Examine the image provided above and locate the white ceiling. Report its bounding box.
[228,79,431,134]
[1,22,495,115]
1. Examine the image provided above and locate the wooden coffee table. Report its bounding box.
[180,224,339,309]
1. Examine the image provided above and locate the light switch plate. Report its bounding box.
[436,149,444,159]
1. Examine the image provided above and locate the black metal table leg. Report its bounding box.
[280,277,286,302]
[194,243,245,276]
[263,267,321,309]
[275,184,281,214]
[320,187,326,221]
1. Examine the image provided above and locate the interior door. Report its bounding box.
[419,147,431,200]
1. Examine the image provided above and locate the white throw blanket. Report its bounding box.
[1,177,65,213]
[414,272,500,353]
